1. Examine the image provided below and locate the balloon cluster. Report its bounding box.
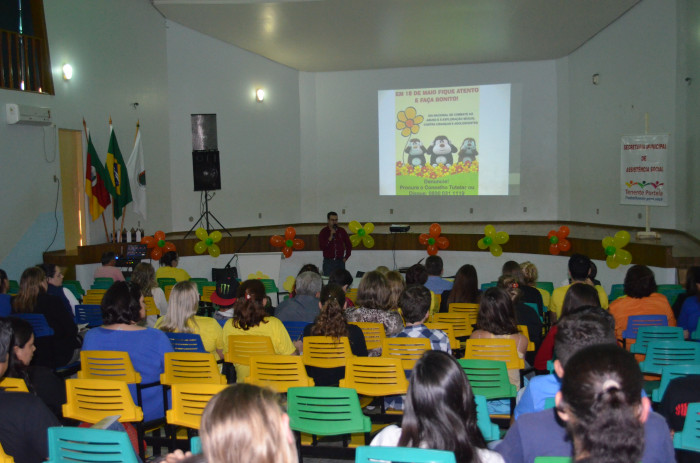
[247,271,269,280]
[601,230,633,269]
[349,221,375,248]
[141,231,175,261]
[193,228,223,257]
[547,226,571,255]
[270,227,305,258]
[477,225,509,257]
[419,223,449,256]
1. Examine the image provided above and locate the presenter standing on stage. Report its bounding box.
[319,211,352,276]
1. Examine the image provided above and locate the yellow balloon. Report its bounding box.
[363,235,375,248]
[602,237,615,249]
[348,221,362,234]
[484,225,496,238]
[477,238,488,250]
[616,249,632,265]
[613,230,631,248]
[194,241,207,254]
[606,255,620,269]
[195,227,208,241]
[349,235,362,247]
[364,222,375,234]
[490,244,503,257]
[208,243,221,258]
[495,231,509,244]
[210,231,223,243]
[283,276,296,293]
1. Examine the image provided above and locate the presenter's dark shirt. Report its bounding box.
[319,226,352,260]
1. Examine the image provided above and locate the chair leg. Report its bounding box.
[294,431,303,463]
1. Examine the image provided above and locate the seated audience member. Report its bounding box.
[93,251,125,282]
[658,374,700,463]
[497,350,674,463]
[7,317,66,418]
[515,306,615,420]
[275,271,322,323]
[155,251,190,283]
[375,265,390,275]
[385,270,406,311]
[549,254,609,322]
[405,263,428,286]
[211,273,240,320]
[677,266,700,338]
[498,275,542,357]
[82,281,173,422]
[588,260,602,286]
[131,262,168,324]
[440,264,480,313]
[394,285,451,353]
[0,318,61,463]
[372,350,504,463]
[520,261,550,308]
[328,268,355,307]
[424,255,453,295]
[534,283,601,371]
[38,263,77,316]
[345,271,404,337]
[609,264,676,340]
[156,281,224,359]
[289,264,321,298]
[0,269,11,317]
[502,261,544,317]
[471,287,528,389]
[223,279,296,382]
[302,284,367,386]
[12,266,80,369]
[673,266,700,320]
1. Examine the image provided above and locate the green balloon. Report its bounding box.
[286,239,293,248]
[483,237,493,246]
[158,239,165,247]
[358,229,366,237]
[605,246,616,256]
[428,238,435,245]
[549,236,558,244]
[205,238,213,246]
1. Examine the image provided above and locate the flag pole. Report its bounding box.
[109,117,116,242]
[83,118,110,242]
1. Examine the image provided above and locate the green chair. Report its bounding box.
[651,364,700,402]
[535,281,554,295]
[355,446,456,463]
[47,426,139,463]
[630,326,683,355]
[64,279,86,294]
[533,458,572,463]
[673,402,700,452]
[474,394,500,441]
[260,279,281,304]
[63,281,85,300]
[457,359,517,401]
[658,288,686,307]
[8,280,19,295]
[609,284,624,302]
[157,278,177,291]
[90,281,113,290]
[639,341,700,376]
[480,282,497,291]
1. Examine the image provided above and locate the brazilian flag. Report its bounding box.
[105,126,132,219]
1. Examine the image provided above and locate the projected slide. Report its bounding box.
[378,84,511,196]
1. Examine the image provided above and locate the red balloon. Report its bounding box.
[141,236,156,248]
[163,242,176,253]
[270,235,284,247]
[282,247,293,258]
[436,236,450,249]
[292,239,305,250]
[429,223,442,238]
[547,230,557,239]
[419,233,430,245]
[559,239,571,252]
[558,225,570,237]
[284,227,296,240]
[549,244,560,255]
[154,230,166,241]
[427,244,438,256]
[151,247,163,260]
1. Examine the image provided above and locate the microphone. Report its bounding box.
[333,224,338,230]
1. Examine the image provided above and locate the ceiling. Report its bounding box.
[152,0,640,72]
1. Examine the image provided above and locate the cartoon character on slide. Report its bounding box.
[458,137,479,163]
[427,135,457,167]
[404,138,427,166]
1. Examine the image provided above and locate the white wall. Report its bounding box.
[681,0,700,236]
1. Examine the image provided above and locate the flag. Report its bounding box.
[126,125,147,220]
[84,133,111,221]
[105,124,132,219]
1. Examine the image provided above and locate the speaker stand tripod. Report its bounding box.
[184,191,233,239]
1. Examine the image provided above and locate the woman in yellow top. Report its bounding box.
[155,251,191,283]
[223,279,296,382]
[156,281,224,359]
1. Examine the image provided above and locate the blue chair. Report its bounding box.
[621,314,668,348]
[74,304,104,328]
[639,340,700,375]
[673,402,700,452]
[355,446,456,463]
[651,364,700,402]
[47,426,139,463]
[474,394,500,441]
[629,325,683,355]
[13,313,54,337]
[282,321,310,341]
[165,332,207,353]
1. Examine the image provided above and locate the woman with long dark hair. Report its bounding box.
[440,264,480,313]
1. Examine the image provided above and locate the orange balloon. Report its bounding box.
[282,247,293,258]
[559,239,571,252]
[419,233,430,245]
[436,236,449,249]
[163,242,176,253]
[141,236,156,248]
[285,227,296,240]
[154,230,166,241]
[547,230,557,239]
[292,239,305,250]
[558,225,570,237]
[151,247,163,261]
[427,244,438,255]
[429,223,442,238]
[549,244,560,255]
[270,235,284,247]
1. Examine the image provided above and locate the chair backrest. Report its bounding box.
[201,286,216,303]
[355,446,456,463]
[474,394,500,442]
[463,338,525,370]
[157,278,177,290]
[651,364,700,402]
[517,325,535,352]
[161,352,226,385]
[346,288,359,303]
[340,356,408,396]
[190,436,202,455]
[629,326,684,354]
[349,322,386,350]
[86,288,108,295]
[165,332,207,353]
[621,314,668,340]
[533,458,572,463]
[94,277,114,283]
[81,294,105,305]
[166,382,227,430]
[659,288,686,306]
[424,322,459,351]
[302,336,353,368]
[534,281,554,295]
[47,426,139,463]
[287,386,371,436]
[12,313,54,337]
[432,312,474,337]
[164,285,175,302]
[78,350,142,383]
[62,282,83,300]
[0,377,29,392]
[90,282,112,290]
[63,279,85,295]
[639,340,700,375]
[74,304,104,328]
[609,283,624,302]
[246,355,314,392]
[523,302,543,321]
[143,296,159,316]
[381,337,431,370]
[457,358,516,400]
[282,321,311,341]
[224,335,276,365]
[63,378,143,423]
[480,282,497,291]
[674,402,700,452]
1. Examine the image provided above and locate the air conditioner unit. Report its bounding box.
[6,103,52,126]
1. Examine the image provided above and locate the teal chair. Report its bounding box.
[480,282,497,291]
[639,341,700,375]
[629,325,683,355]
[692,318,700,341]
[190,436,202,454]
[534,458,572,463]
[659,288,686,307]
[90,281,113,290]
[457,359,517,401]
[673,402,700,452]
[355,446,456,463]
[609,284,624,302]
[47,426,139,463]
[651,364,700,402]
[544,396,555,409]
[474,394,500,441]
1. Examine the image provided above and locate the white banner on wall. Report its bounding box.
[620,134,668,206]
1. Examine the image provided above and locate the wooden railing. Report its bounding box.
[0,28,53,94]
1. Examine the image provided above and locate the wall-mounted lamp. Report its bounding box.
[62,64,73,81]
[256,88,265,102]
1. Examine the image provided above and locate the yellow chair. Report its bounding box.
[346,288,358,304]
[349,322,385,351]
[82,294,104,305]
[381,337,431,370]
[430,291,441,315]
[340,357,408,397]
[424,322,460,351]
[0,442,13,463]
[164,285,175,302]
[161,352,226,385]
[246,355,314,393]
[302,336,353,368]
[78,350,142,384]
[224,335,276,366]
[166,383,227,431]
[201,286,216,303]
[143,297,159,317]
[517,325,535,352]
[449,302,479,314]
[432,312,474,338]
[63,378,144,424]
[0,377,28,392]
[85,289,107,296]
[463,338,525,370]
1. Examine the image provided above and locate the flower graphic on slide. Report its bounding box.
[396,107,423,137]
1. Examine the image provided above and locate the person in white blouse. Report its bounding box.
[131,262,168,326]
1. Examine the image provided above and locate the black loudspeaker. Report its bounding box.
[192,150,221,191]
